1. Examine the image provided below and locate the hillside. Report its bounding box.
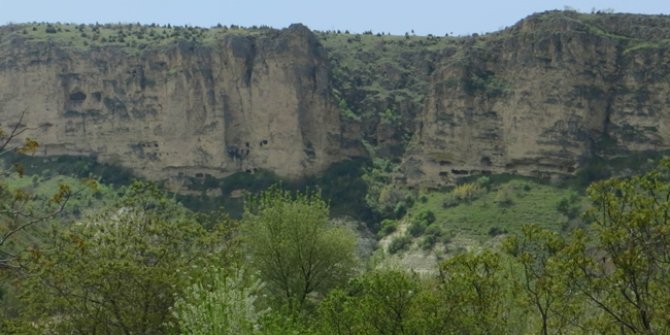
[0,10,670,193]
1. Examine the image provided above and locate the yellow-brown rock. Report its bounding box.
[0,24,350,184]
[405,11,670,187]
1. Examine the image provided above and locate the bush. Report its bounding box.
[394,201,407,218]
[388,236,412,254]
[556,192,581,220]
[408,221,426,237]
[416,210,436,225]
[171,268,267,335]
[420,226,444,250]
[243,187,357,311]
[488,226,508,237]
[494,184,515,207]
[452,182,484,202]
[476,176,491,188]
[16,182,228,334]
[378,219,398,237]
[404,194,415,208]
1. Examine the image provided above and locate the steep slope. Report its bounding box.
[405,11,670,187]
[1,12,670,190]
[0,24,355,185]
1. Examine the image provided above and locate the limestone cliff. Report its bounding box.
[405,11,670,187]
[2,12,670,189]
[0,24,353,184]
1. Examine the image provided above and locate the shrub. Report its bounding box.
[388,236,412,254]
[378,219,398,237]
[394,201,407,218]
[476,176,491,188]
[404,194,415,208]
[556,192,581,220]
[243,187,357,311]
[408,221,426,237]
[171,268,267,335]
[452,182,484,202]
[416,210,436,225]
[488,226,508,237]
[494,184,515,207]
[420,226,443,250]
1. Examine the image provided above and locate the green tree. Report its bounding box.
[567,158,670,334]
[318,270,419,335]
[16,182,234,334]
[505,225,582,335]
[171,267,267,335]
[360,141,410,220]
[243,187,357,313]
[436,251,519,334]
[0,122,73,332]
[0,119,63,270]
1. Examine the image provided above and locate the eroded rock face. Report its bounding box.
[0,24,352,183]
[405,12,670,187]
[2,12,670,189]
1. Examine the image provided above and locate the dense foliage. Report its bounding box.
[2,130,670,334]
[243,187,357,313]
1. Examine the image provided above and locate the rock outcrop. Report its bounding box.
[0,24,353,184]
[404,11,670,186]
[2,12,670,189]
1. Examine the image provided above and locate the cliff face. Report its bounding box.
[404,12,670,186]
[1,12,670,188]
[0,24,352,183]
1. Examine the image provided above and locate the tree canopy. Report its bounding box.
[243,187,357,313]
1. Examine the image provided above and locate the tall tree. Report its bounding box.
[243,187,357,312]
[505,224,583,335]
[568,158,670,334]
[0,115,65,271]
[15,182,235,334]
[318,270,419,335]
[436,251,519,334]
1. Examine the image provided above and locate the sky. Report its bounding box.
[1,0,669,36]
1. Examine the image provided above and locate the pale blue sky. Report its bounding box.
[2,1,669,36]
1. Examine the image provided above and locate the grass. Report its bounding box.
[408,178,585,241]
[1,22,272,53]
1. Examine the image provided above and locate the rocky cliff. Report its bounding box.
[0,23,354,186]
[404,11,670,186]
[1,11,670,188]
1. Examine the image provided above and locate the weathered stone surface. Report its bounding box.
[405,11,670,187]
[2,12,670,189]
[0,24,354,185]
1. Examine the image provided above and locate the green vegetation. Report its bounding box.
[0,22,273,53]
[319,31,455,159]
[171,268,267,335]
[12,182,234,334]
[2,155,670,334]
[3,13,670,332]
[406,177,586,242]
[242,187,357,313]
[3,152,136,187]
[178,158,371,220]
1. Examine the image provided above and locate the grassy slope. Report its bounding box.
[412,179,582,241]
[2,13,669,236]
